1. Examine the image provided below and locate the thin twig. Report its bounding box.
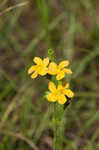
[1,131,39,150]
[0,95,18,129]
[0,1,29,16]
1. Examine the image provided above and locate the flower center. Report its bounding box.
[57,68,60,73]
[55,89,64,97]
[37,64,43,71]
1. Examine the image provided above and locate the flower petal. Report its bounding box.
[28,66,36,74]
[63,68,72,74]
[48,82,56,92]
[48,62,57,75]
[31,71,38,79]
[58,61,69,69]
[43,57,49,66]
[56,71,65,80]
[64,89,74,98]
[63,82,69,89]
[58,95,67,104]
[33,57,42,65]
[47,93,57,102]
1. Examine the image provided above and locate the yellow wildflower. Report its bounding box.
[47,82,74,104]
[28,57,49,79]
[48,61,72,80]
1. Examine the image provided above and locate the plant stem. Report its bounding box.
[53,103,64,150]
[53,103,57,150]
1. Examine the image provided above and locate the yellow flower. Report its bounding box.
[48,61,72,80]
[28,57,49,79]
[47,82,74,104]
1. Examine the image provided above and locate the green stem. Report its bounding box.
[53,103,64,150]
[53,103,57,150]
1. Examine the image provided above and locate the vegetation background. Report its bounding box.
[0,0,99,150]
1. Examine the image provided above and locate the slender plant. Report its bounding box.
[28,49,74,150]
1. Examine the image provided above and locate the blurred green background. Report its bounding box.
[0,0,99,150]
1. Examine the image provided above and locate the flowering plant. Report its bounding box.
[28,51,74,150]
